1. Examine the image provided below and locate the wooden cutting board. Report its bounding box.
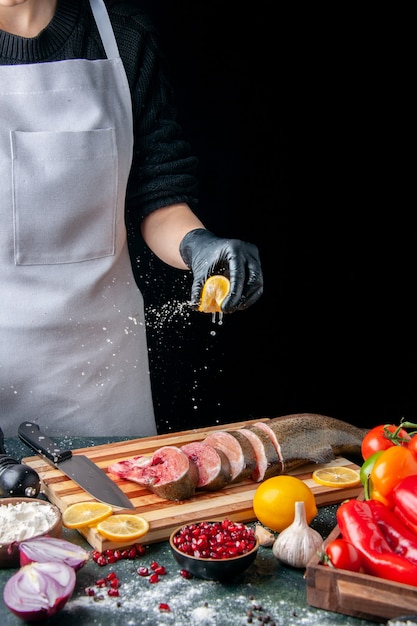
[23,419,362,551]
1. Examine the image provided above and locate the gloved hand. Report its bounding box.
[179,228,263,313]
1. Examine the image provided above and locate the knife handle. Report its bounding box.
[18,422,72,464]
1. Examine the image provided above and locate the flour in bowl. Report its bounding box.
[0,500,59,543]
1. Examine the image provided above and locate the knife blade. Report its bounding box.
[18,421,134,510]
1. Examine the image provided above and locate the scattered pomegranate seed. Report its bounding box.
[149,573,159,584]
[180,569,193,579]
[95,555,107,566]
[107,588,120,597]
[137,566,149,577]
[91,544,146,566]
[159,603,171,612]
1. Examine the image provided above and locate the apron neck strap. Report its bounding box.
[89,0,120,60]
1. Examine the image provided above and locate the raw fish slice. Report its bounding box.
[181,441,232,491]
[108,446,198,501]
[238,426,282,481]
[204,430,256,483]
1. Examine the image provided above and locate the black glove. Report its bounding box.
[179,228,263,313]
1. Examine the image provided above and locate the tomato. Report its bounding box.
[361,424,410,460]
[370,445,417,508]
[323,538,362,572]
[408,434,417,459]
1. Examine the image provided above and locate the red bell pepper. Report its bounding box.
[392,474,417,535]
[367,498,417,563]
[336,498,417,586]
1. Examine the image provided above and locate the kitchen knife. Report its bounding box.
[18,421,134,510]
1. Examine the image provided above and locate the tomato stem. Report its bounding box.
[383,418,417,444]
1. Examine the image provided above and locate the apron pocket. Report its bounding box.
[11,128,117,265]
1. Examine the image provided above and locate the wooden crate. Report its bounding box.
[306,525,417,623]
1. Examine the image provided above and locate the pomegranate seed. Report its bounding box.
[106,571,117,581]
[127,547,138,559]
[149,573,159,584]
[180,569,193,579]
[159,603,171,612]
[108,588,120,597]
[107,554,117,563]
[154,565,166,575]
[85,587,95,596]
[137,566,149,576]
[96,555,107,566]
[134,543,146,555]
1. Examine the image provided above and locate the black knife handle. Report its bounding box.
[18,422,72,464]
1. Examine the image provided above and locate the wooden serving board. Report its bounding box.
[306,525,417,622]
[23,419,362,552]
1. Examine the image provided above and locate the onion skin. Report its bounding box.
[3,561,76,621]
[18,536,90,571]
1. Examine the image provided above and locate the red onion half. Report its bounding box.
[3,561,76,621]
[18,536,90,571]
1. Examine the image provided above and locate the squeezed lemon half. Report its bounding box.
[198,275,230,313]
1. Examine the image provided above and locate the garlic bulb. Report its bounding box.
[272,500,323,568]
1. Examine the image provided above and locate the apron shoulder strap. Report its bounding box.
[89,0,120,59]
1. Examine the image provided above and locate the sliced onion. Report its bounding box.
[19,536,90,571]
[3,561,76,621]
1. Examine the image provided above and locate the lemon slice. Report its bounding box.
[312,466,361,488]
[96,514,150,542]
[198,275,230,313]
[62,501,113,528]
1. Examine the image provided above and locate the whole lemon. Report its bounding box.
[253,475,317,532]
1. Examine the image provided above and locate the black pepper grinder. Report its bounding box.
[0,427,41,498]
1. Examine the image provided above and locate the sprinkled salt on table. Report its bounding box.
[0,500,59,543]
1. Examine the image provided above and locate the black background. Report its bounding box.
[129,2,416,433]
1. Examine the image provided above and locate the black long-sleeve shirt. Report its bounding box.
[0,0,199,222]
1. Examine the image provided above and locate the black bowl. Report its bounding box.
[169,520,259,581]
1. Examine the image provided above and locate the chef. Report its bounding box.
[0,0,263,437]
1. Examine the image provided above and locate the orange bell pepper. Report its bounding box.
[370,445,417,509]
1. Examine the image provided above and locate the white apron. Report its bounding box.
[0,0,157,437]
